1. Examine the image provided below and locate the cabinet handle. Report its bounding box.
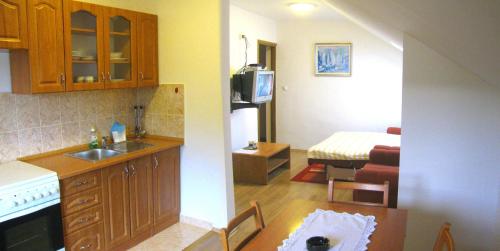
[60,73,65,85]
[154,155,159,169]
[107,72,111,81]
[130,164,136,176]
[78,198,91,205]
[139,72,144,81]
[78,216,92,224]
[75,180,89,187]
[124,166,129,176]
[101,72,106,82]
[80,243,92,250]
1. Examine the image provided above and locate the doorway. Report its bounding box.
[257,40,277,143]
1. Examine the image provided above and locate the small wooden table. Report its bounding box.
[232,142,290,185]
[242,200,408,251]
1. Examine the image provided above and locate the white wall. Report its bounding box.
[399,35,500,251]
[157,0,234,228]
[229,5,277,150]
[276,20,402,150]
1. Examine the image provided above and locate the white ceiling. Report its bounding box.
[230,0,345,20]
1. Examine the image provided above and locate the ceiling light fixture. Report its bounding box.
[288,2,316,12]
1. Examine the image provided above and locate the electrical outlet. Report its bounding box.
[240,34,246,39]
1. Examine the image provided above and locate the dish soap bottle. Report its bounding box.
[89,127,99,149]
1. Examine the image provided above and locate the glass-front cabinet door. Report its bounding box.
[64,1,105,91]
[104,8,137,89]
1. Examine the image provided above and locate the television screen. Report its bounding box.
[253,71,274,103]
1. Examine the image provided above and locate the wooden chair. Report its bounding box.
[220,200,265,251]
[433,222,455,251]
[328,178,389,207]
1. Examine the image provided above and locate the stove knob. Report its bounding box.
[42,190,51,197]
[34,193,43,199]
[15,198,26,205]
[24,195,35,202]
[49,188,58,194]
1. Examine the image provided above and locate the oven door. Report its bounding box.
[0,201,64,251]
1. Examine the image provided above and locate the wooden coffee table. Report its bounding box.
[233,142,290,185]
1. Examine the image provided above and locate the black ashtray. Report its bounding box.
[306,236,330,251]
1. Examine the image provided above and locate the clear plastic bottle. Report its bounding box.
[89,127,99,149]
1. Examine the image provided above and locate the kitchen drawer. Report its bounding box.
[61,170,101,197]
[64,222,105,251]
[62,187,102,216]
[63,205,103,235]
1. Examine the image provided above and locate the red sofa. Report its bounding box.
[353,145,400,208]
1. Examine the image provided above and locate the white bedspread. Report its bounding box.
[278,209,377,251]
[307,132,400,160]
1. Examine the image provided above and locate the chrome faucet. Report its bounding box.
[101,136,109,149]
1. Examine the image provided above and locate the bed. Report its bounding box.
[307,131,401,171]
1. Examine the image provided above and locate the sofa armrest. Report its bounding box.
[369,148,400,166]
[387,127,401,135]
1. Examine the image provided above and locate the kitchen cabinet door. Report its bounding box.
[10,0,66,93]
[152,147,180,233]
[128,155,153,238]
[137,13,158,87]
[101,162,130,250]
[0,0,28,48]
[103,7,137,89]
[63,0,105,91]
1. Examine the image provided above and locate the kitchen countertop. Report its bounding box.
[19,136,183,180]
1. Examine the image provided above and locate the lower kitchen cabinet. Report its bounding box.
[101,162,131,250]
[129,155,154,238]
[153,147,180,233]
[64,222,105,251]
[100,147,180,250]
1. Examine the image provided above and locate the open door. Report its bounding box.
[257,40,277,143]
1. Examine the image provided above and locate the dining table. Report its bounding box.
[242,199,408,251]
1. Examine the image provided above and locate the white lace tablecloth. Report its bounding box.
[277,209,377,251]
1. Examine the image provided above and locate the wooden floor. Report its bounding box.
[185,150,351,251]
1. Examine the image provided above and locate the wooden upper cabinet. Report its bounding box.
[7,0,157,93]
[101,162,130,250]
[103,7,137,89]
[63,1,105,91]
[128,155,154,238]
[137,13,158,87]
[152,147,180,233]
[0,0,28,48]
[10,0,65,93]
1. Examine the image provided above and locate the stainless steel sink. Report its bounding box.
[67,149,123,162]
[108,141,154,153]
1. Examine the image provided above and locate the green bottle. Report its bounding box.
[89,127,99,149]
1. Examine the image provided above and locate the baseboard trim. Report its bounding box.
[180,215,213,230]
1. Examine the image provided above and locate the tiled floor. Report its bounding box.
[128,223,210,251]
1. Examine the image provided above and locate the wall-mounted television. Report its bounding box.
[242,70,274,104]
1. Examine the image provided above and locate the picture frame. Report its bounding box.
[314,43,352,76]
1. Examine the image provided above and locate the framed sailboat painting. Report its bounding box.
[315,43,352,76]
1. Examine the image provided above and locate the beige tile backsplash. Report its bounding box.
[138,84,184,139]
[0,85,184,163]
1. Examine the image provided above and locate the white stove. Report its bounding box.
[0,161,60,222]
[0,161,64,251]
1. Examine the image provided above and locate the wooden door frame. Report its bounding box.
[257,40,277,143]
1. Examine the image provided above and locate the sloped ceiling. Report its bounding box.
[324,0,500,86]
